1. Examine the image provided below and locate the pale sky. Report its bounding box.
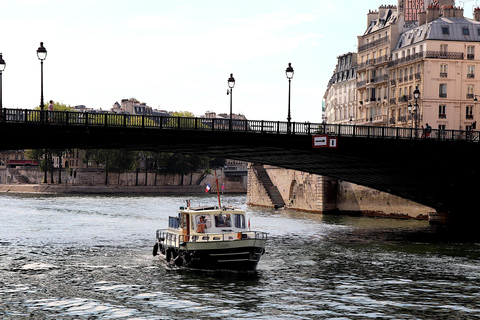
[1,0,473,122]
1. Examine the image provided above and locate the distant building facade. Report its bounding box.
[324,1,480,133]
[324,52,357,124]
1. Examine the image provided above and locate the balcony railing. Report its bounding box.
[356,80,367,88]
[467,73,475,79]
[440,93,447,98]
[357,55,390,70]
[440,73,447,78]
[425,51,464,60]
[439,114,447,119]
[387,52,424,67]
[467,114,474,119]
[358,36,390,52]
[467,94,474,99]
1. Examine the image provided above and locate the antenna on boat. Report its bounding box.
[214,169,221,207]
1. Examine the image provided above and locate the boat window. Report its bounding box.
[214,213,231,227]
[169,216,179,228]
[194,215,212,229]
[234,214,246,229]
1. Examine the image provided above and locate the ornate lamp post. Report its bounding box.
[413,86,420,138]
[0,53,6,113]
[227,73,235,131]
[285,62,294,134]
[37,42,47,122]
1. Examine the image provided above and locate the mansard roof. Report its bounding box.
[364,7,399,35]
[395,17,480,50]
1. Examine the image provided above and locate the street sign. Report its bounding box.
[313,135,338,148]
[329,137,338,148]
[313,135,328,148]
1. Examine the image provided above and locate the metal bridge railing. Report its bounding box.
[1,108,479,142]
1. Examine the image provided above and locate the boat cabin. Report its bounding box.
[167,206,248,243]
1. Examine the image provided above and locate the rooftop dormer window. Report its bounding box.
[442,27,449,35]
[463,28,470,36]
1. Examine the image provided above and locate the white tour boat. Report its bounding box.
[153,200,267,271]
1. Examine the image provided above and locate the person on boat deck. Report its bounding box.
[197,216,207,233]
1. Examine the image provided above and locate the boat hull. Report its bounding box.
[155,238,266,271]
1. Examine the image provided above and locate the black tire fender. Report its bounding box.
[166,249,172,262]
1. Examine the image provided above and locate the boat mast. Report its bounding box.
[214,169,221,207]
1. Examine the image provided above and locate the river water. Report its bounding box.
[0,193,479,319]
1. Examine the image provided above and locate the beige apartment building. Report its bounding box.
[355,5,403,126]
[325,1,480,133]
[389,6,480,131]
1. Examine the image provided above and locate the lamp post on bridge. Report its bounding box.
[0,53,6,115]
[227,73,235,131]
[408,86,420,138]
[285,62,294,134]
[37,42,47,123]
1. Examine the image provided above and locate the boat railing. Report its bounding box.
[184,231,268,243]
[156,229,267,248]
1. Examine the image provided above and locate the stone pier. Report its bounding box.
[248,164,434,220]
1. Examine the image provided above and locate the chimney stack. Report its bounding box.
[418,11,427,25]
[367,10,379,28]
[426,5,440,22]
[474,7,480,21]
[442,5,464,18]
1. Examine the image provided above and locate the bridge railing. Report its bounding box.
[1,108,479,142]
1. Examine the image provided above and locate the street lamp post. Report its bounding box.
[285,62,294,134]
[413,86,420,138]
[37,42,47,122]
[227,73,235,131]
[0,53,6,115]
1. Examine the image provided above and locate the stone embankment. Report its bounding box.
[0,184,205,195]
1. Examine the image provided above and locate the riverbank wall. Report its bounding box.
[0,184,208,195]
[0,167,247,194]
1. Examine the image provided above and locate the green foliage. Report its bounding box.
[172,111,195,118]
[91,149,137,173]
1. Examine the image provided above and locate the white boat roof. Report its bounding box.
[181,206,244,212]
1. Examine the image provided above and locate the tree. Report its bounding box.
[25,148,65,184]
[91,149,137,185]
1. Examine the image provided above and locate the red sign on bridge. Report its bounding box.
[313,135,337,149]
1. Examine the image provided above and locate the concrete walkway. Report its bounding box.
[0,184,206,195]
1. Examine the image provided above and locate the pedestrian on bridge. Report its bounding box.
[48,100,54,122]
[425,123,432,138]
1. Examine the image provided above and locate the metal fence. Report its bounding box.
[1,108,478,142]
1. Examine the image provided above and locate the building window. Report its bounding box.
[439,105,446,118]
[468,65,475,78]
[439,84,447,98]
[442,27,449,35]
[467,105,474,119]
[463,28,470,36]
[468,46,475,60]
[440,64,448,77]
[440,44,448,54]
[467,85,474,99]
